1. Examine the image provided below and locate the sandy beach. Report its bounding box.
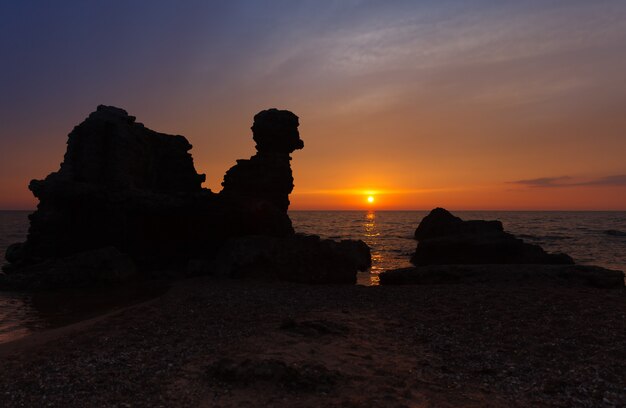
[0,276,624,407]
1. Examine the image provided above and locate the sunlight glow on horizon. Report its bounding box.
[1,1,626,210]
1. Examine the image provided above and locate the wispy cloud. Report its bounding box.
[579,175,626,186]
[510,176,573,187]
[511,175,626,188]
[239,1,626,115]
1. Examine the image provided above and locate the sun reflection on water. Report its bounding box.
[361,210,384,285]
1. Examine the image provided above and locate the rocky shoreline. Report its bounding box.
[379,264,625,288]
[2,107,624,407]
[0,276,624,407]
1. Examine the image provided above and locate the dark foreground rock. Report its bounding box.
[208,234,371,284]
[411,208,574,266]
[379,264,625,288]
[3,106,370,288]
[0,247,136,290]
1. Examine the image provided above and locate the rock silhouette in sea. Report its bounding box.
[2,106,370,288]
[379,208,625,287]
[411,208,574,265]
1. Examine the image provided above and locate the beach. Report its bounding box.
[1,276,624,407]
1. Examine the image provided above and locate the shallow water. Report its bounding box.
[1,210,625,343]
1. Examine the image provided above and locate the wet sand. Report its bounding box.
[0,281,170,343]
[0,276,624,407]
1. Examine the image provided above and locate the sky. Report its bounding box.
[1,0,626,210]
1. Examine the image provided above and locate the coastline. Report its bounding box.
[1,275,624,407]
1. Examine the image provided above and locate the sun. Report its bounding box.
[367,195,375,203]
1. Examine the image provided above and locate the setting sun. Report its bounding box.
[367,195,375,203]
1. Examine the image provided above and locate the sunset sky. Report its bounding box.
[1,1,625,210]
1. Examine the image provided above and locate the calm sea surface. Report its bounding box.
[1,210,626,343]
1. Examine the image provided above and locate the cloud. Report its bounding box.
[511,175,626,187]
[580,175,626,186]
[510,176,573,187]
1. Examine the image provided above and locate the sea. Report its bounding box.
[1,210,626,343]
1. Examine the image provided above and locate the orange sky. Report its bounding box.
[1,1,626,210]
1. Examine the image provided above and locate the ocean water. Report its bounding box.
[1,210,626,343]
[290,211,626,285]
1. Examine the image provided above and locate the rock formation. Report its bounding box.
[414,207,504,240]
[219,109,303,236]
[2,106,370,287]
[5,105,215,271]
[379,208,624,288]
[209,234,371,284]
[410,208,574,265]
[1,247,136,290]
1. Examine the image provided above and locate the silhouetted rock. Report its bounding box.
[0,247,136,290]
[379,264,625,288]
[414,207,503,240]
[5,105,214,273]
[411,208,574,266]
[50,105,206,192]
[4,106,370,288]
[251,109,304,154]
[211,234,371,284]
[220,109,304,236]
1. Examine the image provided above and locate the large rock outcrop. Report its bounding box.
[208,234,371,284]
[219,109,303,236]
[5,105,216,270]
[411,208,574,266]
[0,247,136,290]
[3,106,370,287]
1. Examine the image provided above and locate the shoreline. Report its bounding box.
[0,279,171,344]
[0,275,624,407]
[0,294,164,358]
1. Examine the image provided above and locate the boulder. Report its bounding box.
[0,247,136,290]
[411,208,574,266]
[414,207,503,240]
[212,234,371,284]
